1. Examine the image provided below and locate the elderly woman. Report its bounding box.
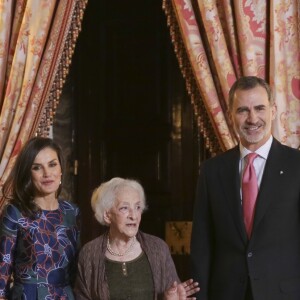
[74,177,199,300]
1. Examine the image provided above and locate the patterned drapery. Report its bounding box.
[163,0,300,155]
[0,0,87,210]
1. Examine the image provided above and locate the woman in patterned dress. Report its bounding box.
[0,137,80,300]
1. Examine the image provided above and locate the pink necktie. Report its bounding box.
[242,153,258,239]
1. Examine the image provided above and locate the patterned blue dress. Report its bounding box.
[0,200,80,300]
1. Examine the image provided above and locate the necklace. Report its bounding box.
[107,236,136,256]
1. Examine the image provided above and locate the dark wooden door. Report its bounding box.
[70,0,207,279]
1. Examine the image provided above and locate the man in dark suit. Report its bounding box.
[191,76,300,300]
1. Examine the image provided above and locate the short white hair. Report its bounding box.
[91,177,147,226]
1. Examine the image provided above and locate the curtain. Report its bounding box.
[163,0,300,154]
[0,0,88,210]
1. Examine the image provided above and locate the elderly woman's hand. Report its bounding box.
[164,279,200,300]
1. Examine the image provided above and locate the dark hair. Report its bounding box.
[2,137,64,217]
[228,76,273,111]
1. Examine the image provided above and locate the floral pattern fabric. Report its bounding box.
[0,200,80,300]
[164,0,300,151]
[0,1,88,212]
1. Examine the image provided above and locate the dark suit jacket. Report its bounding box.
[191,139,300,300]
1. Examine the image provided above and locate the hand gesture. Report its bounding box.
[164,279,200,300]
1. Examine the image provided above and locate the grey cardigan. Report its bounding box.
[74,231,180,300]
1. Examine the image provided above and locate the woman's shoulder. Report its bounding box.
[138,231,169,249]
[82,235,105,248]
[59,200,80,215]
[1,203,22,219]
[79,235,105,259]
[0,203,23,233]
[138,232,174,268]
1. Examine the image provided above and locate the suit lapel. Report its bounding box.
[218,140,286,243]
[219,146,248,243]
[252,139,284,236]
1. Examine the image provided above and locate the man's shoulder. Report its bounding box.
[272,139,300,158]
[202,146,239,166]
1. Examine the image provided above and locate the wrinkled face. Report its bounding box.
[105,187,142,239]
[31,147,62,198]
[229,86,276,151]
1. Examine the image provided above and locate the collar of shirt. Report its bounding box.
[239,136,273,161]
[239,136,273,191]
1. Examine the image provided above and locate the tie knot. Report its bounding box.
[247,153,258,164]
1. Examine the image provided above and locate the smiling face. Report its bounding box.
[104,187,142,240]
[31,147,62,199]
[229,85,276,151]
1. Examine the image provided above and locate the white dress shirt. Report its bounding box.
[239,136,273,199]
